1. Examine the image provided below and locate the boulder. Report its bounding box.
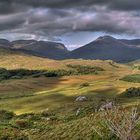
[99,102,114,111]
[75,96,88,102]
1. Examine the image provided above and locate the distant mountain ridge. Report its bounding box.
[119,39,140,47]
[69,36,140,63]
[0,35,140,62]
[0,39,69,59]
[0,39,12,48]
[11,40,69,59]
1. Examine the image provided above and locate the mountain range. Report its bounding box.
[0,35,140,63]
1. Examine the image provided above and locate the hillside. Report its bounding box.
[0,39,69,60]
[120,39,140,46]
[69,36,140,62]
[0,47,66,70]
[12,40,69,59]
[0,39,12,48]
[0,47,140,139]
[0,48,139,113]
[0,36,140,63]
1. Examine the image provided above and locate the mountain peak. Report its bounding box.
[95,35,116,42]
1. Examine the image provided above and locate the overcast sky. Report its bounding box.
[0,0,140,50]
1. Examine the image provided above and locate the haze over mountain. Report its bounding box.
[0,35,140,62]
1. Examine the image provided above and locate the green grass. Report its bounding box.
[121,74,140,83]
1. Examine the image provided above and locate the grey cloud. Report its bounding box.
[0,0,140,39]
[1,0,140,11]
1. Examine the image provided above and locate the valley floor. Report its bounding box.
[0,59,140,139]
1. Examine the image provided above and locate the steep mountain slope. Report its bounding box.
[12,40,69,59]
[69,36,140,62]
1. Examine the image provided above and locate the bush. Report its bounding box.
[15,120,30,128]
[0,68,11,81]
[0,110,15,120]
[67,64,104,75]
[121,87,140,97]
[0,128,29,140]
[18,113,41,121]
[91,107,140,140]
[80,82,90,88]
[0,65,104,82]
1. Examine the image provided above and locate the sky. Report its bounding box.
[0,0,140,50]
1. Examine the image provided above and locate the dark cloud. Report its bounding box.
[108,0,140,11]
[0,0,140,41]
[0,1,29,15]
[1,0,140,11]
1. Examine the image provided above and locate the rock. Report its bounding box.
[76,108,82,116]
[75,96,88,102]
[99,102,114,111]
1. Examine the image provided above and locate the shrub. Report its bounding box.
[67,64,104,75]
[18,113,41,121]
[15,120,31,128]
[0,65,104,81]
[0,110,15,120]
[0,68,11,81]
[103,107,140,140]
[80,82,90,88]
[0,128,29,140]
[121,87,140,97]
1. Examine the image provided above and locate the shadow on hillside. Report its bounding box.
[0,77,65,99]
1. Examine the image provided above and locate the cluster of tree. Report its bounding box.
[0,65,104,81]
[67,64,104,75]
[121,87,140,97]
[133,65,140,70]
[0,68,42,81]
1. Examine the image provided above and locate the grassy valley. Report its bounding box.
[0,49,140,139]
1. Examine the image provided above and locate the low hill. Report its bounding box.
[0,47,66,70]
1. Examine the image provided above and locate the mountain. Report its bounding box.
[0,36,140,62]
[0,39,12,48]
[11,40,69,59]
[120,39,140,47]
[69,36,140,63]
[0,39,69,60]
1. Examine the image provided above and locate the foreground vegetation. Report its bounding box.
[0,104,140,140]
